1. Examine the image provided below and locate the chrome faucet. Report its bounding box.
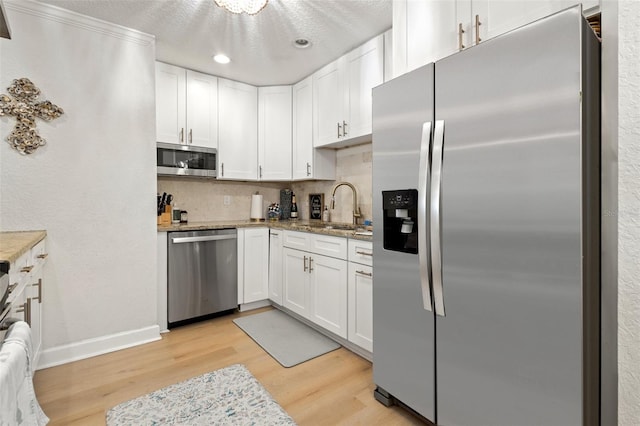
[330,182,362,225]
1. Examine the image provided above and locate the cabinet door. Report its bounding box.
[309,254,347,338]
[406,0,459,71]
[258,86,292,181]
[292,76,314,179]
[186,70,218,149]
[473,0,566,43]
[293,76,336,181]
[313,58,346,147]
[155,62,186,144]
[218,78,258,180]
[243,228,269,303]
[268,230,284,305]
[283,248,309,318]
[346,34,384,139]
[348,263,373,352]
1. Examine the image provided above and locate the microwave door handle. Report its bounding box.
[418,121,434,312]
[431,120,446,317]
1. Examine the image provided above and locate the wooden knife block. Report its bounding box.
[158,206,171,225]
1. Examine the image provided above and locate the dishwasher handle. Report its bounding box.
[171,235,237,244]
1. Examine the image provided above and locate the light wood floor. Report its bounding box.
[33,307,423,425]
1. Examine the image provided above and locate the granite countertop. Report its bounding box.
[158,220,373,241]
[0,230,47,264]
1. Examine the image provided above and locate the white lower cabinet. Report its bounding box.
[283,247,310,317]
[309,254,347,338]
[282,231,348,339]
[348,263,373,352]
[238,228,269,304]
[347,239,373,352]
[268,230,284,305]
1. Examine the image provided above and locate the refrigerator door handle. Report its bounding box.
[431,120,446,317]
[418,121,434,312]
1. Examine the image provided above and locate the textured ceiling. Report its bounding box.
[35,0,392,86]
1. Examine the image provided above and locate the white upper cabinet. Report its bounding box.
[313,34,384,148]
[292,76,335,180]
[155,62,218,149]
[186,70,218,149]
[394,0,600,77]
[155,62,186,145]
[258,86,292,181]
[218,78,258,180]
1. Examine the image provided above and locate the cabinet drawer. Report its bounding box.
[310,234,347,259]
[283,230,311,251]
[348,239,373,266]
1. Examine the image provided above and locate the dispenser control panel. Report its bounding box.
[383,190,417,209]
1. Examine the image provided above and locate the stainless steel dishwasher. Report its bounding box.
[168,229,237,327]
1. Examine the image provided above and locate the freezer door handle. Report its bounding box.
[418,121,434,312]
[431,120,446,317]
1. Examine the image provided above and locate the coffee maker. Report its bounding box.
[382,189,418,254]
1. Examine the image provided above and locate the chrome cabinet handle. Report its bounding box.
[189,129,193,144]
[458,22,465,50]
[431,120,446,317]
[180,128,184,143]
[221,162,224,177]
[337,122,342,138]
[418,121,434,312]
[21,265,33,273]
[475,14,482,45]
[32,279,42,303]
[259,165,263,178]
[343,120,348,136]
[356,251,373,256]
[306,162,311,176]
[303,256,308,272]
[356,270,372,277]
[309,257,314,273]
[37,253,48,259]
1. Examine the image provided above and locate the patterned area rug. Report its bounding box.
[106,364,296,425]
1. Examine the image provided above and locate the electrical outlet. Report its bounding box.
[223,195,231,206]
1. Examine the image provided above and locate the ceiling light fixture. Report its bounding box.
[213,54,231,64]
[293,38,311,49]
[214,0,268,15]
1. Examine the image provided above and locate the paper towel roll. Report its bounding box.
[250,194,264,220]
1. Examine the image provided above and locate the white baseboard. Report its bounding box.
[37,325,161,370]
[239,299,271,312]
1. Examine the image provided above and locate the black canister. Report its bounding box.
[280,189,292,220]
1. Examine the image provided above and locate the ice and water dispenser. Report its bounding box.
[382,189,418,254]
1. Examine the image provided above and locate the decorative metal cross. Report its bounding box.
[0,78,64,154]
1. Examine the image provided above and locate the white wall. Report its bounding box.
[616,1,640,423]
[0,0,159,367]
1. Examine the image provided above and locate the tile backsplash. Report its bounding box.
[157,143,373,224]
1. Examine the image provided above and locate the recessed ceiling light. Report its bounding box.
[293,39,311,49]
[213,54,230,64]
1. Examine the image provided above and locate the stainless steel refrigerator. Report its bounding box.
[372,6,600,426]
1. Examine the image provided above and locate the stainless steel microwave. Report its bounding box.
[157,142,217,178]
